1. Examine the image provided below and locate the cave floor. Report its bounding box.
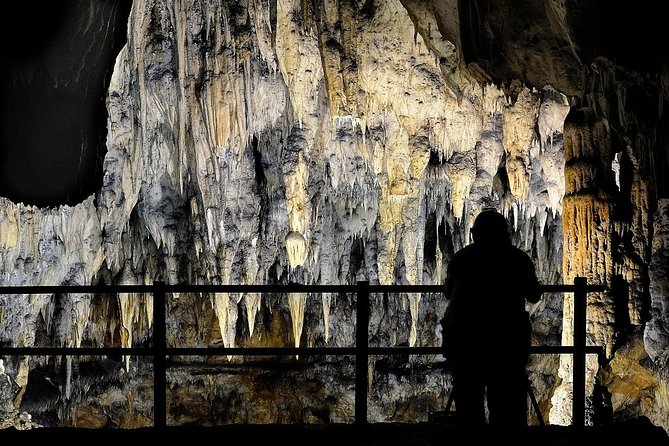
[1,421,668,446]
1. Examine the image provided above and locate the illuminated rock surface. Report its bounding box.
[0,0,667,433]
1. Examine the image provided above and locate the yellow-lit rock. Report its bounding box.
[286,231,308,268]
[600,333,669,429]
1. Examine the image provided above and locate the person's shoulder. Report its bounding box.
[509,245,530,258]
[446,245,474,270]
[453,244,477,259]
[513,245,526,254]
[508,245,536,268]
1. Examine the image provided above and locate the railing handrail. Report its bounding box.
[0,278,606,429]
[0,346,604,356]
[0,283,607,295]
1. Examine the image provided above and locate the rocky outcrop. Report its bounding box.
[646,200,669,368]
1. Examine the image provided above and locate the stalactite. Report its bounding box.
[408,293,420,348]
[286,231,308,268]
[244,293,261,337]
[117,263,139,371]
[447,153,476,220]
[288,292,307,350]
[213,293,240,354]
[321,293,332,343]
[63,296,92,399]
[503,87,540,201]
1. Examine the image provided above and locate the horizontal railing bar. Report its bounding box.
[0,347,153,355]
[0,284,361,294]
[530,346,603,354]
[166,347,446,356]
[168,347,358,356]
[0,285,155,294]
[540,284,607,293]
[0,345,603,356]
[0,284,608,295]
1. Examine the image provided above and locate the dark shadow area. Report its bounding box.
[0,0,132,207]
[0,420,668,445]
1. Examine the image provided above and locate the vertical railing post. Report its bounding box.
[573,276,587,428]
[153,281,167,430]
[355,281,369,426]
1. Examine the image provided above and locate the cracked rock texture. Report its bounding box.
[0,0,667,433]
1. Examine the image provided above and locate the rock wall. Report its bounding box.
[549,60,668,428]
[0,0,666,431]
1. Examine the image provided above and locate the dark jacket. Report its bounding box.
[442,242,540,362]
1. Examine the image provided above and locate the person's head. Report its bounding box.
[471,208,511,246]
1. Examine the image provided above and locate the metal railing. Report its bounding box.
[0,277,606,429]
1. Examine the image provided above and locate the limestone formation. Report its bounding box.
[0,0,666,432]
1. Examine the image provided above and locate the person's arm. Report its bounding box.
[527,267,541,304]
[522,252,541,303]
[526,277,541,303]
[444,277,453,300]
[444,256,457,300]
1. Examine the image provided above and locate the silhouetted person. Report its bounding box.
[442,208,540,440]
